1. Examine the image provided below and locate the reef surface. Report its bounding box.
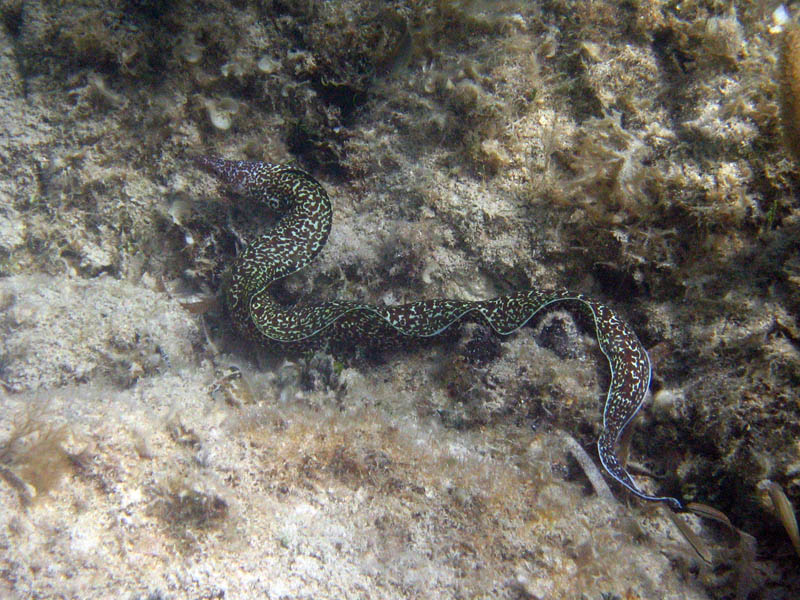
[0,1,798,598]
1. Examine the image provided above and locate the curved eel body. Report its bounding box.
[197,156,685,512]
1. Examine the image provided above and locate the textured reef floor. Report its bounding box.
[1,1,799,599]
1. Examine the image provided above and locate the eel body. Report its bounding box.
[197,156,685,512]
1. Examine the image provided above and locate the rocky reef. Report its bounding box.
[0,1,798,598]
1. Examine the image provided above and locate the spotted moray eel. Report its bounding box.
[196,156,685,512]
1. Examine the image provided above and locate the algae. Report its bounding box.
[0,0,798,598]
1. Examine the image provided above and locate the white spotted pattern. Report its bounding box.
[196,156,685,512]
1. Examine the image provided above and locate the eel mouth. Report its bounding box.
[194,156,250,196]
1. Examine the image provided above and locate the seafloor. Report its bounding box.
[0,1,798,599]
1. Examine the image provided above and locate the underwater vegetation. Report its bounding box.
[0,405,71,505]
[779,17,800,162]
[0,0,799,597]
